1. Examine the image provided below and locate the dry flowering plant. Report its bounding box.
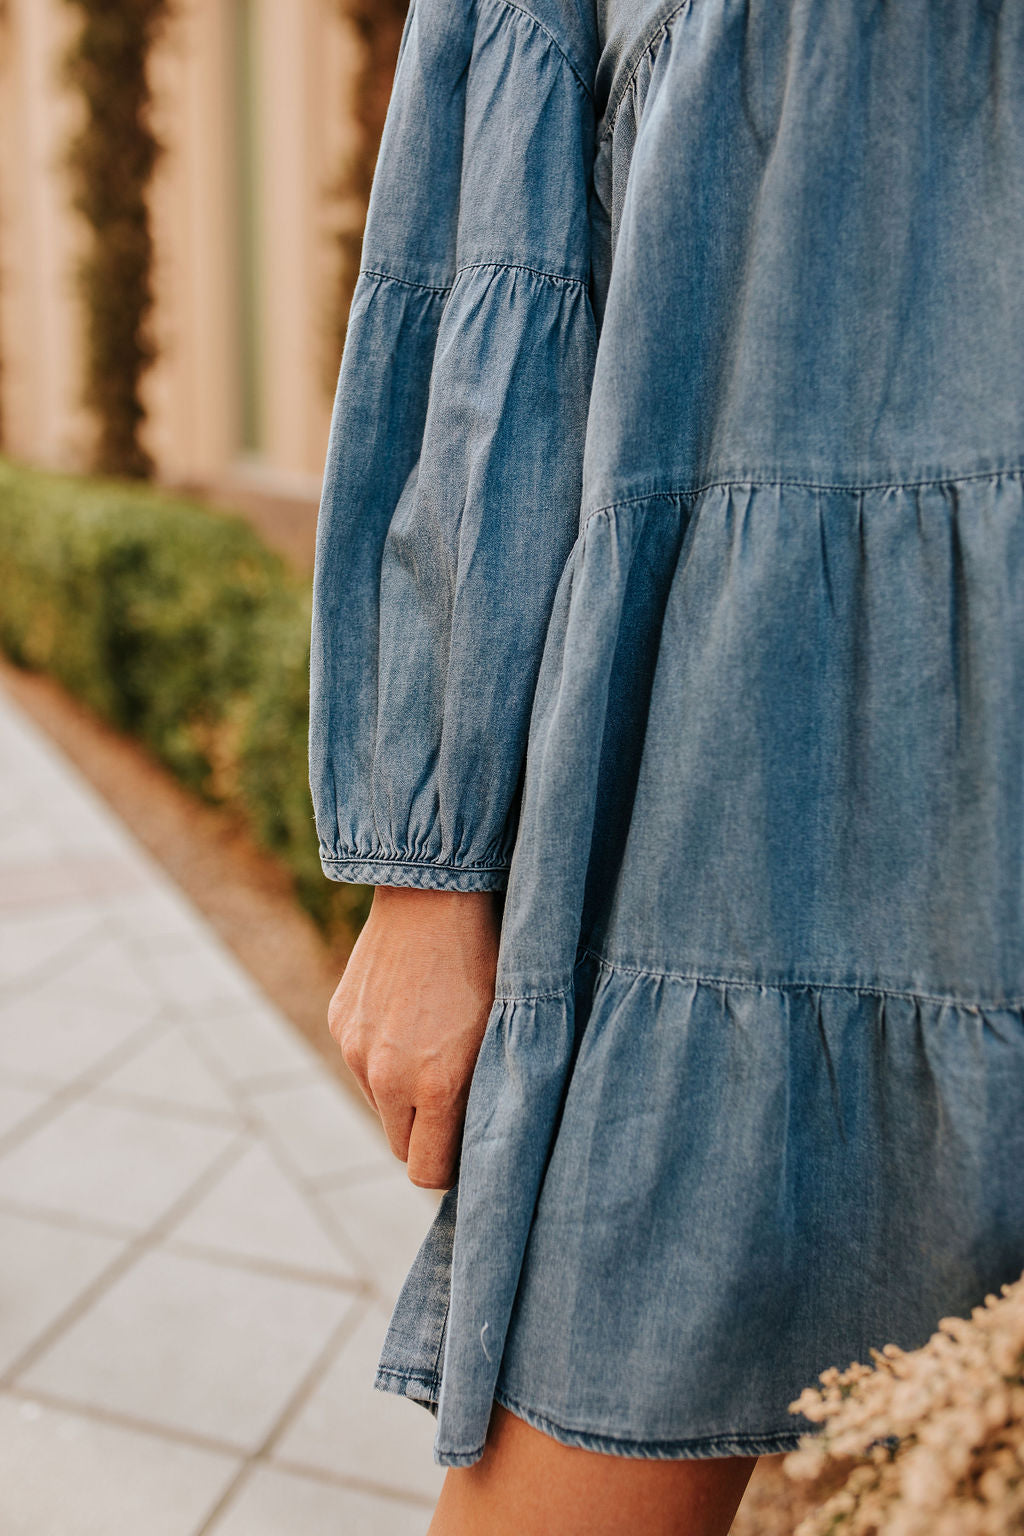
[782,1272,1024,1536]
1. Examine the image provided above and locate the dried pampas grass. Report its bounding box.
[782,1273,1024,1536]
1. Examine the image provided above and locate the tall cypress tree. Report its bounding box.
[63,0,169,478]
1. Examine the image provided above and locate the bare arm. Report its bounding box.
[328,887,501,1189]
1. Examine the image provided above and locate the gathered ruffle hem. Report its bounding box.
[375,950,1024,1465]
[368,469,1024,1465]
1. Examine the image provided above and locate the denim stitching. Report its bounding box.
[579,948,1024,1013]
[597,1,693,147]
[492,1386,805,1458]
[359,268,451,295]
[486,0,594,103]
[376,1365,441,1391]
[359,261,589,299]
[581,464,1024,533]
[454,259,588,289]
[431,1289,453,1386]
[493,984,575,1004]
[323,854,510,874]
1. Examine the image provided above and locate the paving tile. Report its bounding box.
[0,1081,50,1142]
[0,1097,236,1230]
[168,1142,359,1281]
[43,929,161,1011]
[0,687,448,1507]
[0,762,27,802]
[0,908,103,998]
[249,1077,391,1183]
[0,1209,124,1376]
[188,1001,323,1087]
[321,1168,440,1303]
[207,1464,432,1536]
[0,751,70,805]
[0,714,144,864]
[0,990,150,1087]
[146,937,270,1016]
[43,791,149,860]
[0,1393,239,1536]
[274,1302,444,1502]
[0,801,26,837]
[96,1030,241,1120]
[95,880,209,946]
[0,710,72,790]
[22,1248,356,1452]
[0,931,162,1086]
[0,820,61,865]
[0,855,153,915]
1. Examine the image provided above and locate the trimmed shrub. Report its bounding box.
[0,455,370,931]
[62,0,171,479]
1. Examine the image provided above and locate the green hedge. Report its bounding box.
[0,456,370,932]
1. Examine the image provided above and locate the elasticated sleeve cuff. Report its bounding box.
[319,853,510,893]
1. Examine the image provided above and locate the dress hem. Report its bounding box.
[373,1366,807,1465]
[372,960,1024,1467]
[375,1364,440,1402]
[493,1388,807,1461]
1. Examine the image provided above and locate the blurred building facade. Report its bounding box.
[0,0,362,522]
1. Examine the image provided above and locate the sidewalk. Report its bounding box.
[0,679,444,1535]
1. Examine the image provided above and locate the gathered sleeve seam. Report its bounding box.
[489,0,594,102]
[456,258,588,288]
[596,0,691,148]
[359,268,452,295]
[359,260,589,295]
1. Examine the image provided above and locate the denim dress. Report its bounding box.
[308,0,1024,1467]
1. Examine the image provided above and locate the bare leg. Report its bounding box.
[428,1403,757,1536]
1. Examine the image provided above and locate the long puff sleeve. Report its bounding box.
[308,0,599,891]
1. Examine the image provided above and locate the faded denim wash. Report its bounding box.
[308,0,1024,1467]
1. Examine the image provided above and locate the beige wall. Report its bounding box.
[0,0,360,505]
[0,0,93,469]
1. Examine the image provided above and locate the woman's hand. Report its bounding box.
[328,885,501,1189]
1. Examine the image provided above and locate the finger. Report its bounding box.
[376,1097,415,1163]
[344,1060,379,1116]
[327,1009,378,1114]
[406,1107,462,1190]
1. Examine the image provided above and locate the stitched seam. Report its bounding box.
[323,854,510,874]
[494,1388,803,1453]
[454,259,587,288]
[359,267,451,295]
[486,0,594,102]
[431,1289,452,1384]
[377,1365,441,1388]
[597,0,692,147]
[579,949,1024,1012]
[359,261,588,298]
[493,983,575,1004]
[580,464,1024,534]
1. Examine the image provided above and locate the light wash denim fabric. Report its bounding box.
[308,0,1024,1467]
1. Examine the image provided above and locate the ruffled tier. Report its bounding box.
[376,470,1024,1466]
[375,986,578,1454]
[498,471,1024,999]
[377,953,1024,1464]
